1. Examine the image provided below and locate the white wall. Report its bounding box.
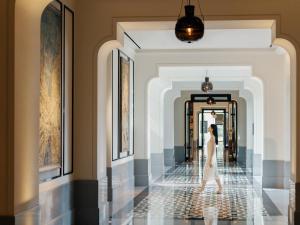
[240,89,254,151]
[238,97,247,147]
[163,87,180,149]
[135,48,290,165]
[147,78,171,155]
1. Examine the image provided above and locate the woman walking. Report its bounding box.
[200,124,223,194]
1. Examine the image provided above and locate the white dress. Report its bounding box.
[203,137,219,181]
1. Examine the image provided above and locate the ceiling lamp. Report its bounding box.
[175,0,205,43]
[201,77,213,92]
[206,96,216,105]
[211,110,217,118]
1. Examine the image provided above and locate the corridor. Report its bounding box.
[111,152,289,225]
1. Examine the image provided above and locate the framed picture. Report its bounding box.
[118,51,134,158]
[39,0,63,182]
[39,0,75,182]
[112,49,134,160]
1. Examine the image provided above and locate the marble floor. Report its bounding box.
[110,153,289,225]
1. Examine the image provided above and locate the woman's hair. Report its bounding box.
[210,124,218,145]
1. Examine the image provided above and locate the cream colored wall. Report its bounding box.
[14,0,76,214]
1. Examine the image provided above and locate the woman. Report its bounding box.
[200,124,223,194]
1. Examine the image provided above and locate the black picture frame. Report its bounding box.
[112,49,135,161]
[39,0,75,182]
[63,5,74,176]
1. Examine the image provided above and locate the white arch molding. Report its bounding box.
[158,78,259,172]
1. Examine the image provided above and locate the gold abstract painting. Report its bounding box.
[39,4,62,172]
[120,55,130,153]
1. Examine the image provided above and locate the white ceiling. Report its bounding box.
[126,29,272,50]
[120,20,275,50]
[159,66,252,81]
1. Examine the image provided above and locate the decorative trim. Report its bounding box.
[124,32,142,49]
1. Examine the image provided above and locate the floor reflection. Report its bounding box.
[203,207,218,225]
[110,152,289,225]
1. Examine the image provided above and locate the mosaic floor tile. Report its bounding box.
[132,155,277,222]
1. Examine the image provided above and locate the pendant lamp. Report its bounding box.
[206,96,216,105]
[201,77,213,93]
[175,0,205,43]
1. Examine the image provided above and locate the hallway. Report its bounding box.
[111,152,289,225]
[3,1,300,223]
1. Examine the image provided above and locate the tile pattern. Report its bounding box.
[132,155,270,221]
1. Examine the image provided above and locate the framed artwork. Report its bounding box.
[112,49,134,160]
[118,51,134,158]
[39,1,63,182]
[39,0,75,182]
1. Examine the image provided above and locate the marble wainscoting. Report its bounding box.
[237,147,254,176]
[5,178,107,225]
[174,146,185,164]
[237,146,247,165]
[262,160,291,189]
[12,181,74,225]
[253,154,262,176]
[134,159,151,186]
[108,157,135,219]
[164,148,175,168]
[151,153,164,181]
[246,149,254,171]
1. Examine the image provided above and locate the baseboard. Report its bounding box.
[0,217,15,225]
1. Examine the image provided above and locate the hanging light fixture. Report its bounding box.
[211,110,217,118]
[201,76,213,93]
[175,0,205,43]
[206,96,216,105]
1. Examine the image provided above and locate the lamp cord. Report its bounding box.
[197,0,205,21]
[178,0,184,18]
[178,0,205,21]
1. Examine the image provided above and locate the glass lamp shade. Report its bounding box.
[211,111,217,118]
[175,5,204,43]
[206,96,216,105]
[201,77,213,92]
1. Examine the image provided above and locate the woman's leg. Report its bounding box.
[200,179,207,192]
[215,177,223,193]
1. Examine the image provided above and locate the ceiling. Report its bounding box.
[120,20,275,50]
[126,29,272,50]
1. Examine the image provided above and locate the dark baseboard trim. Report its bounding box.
[0,217,15,225]
[73,180,99,225]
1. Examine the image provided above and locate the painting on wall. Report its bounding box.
[119,53,130,154]
[117,51,134,158]
[39,2,62,181]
